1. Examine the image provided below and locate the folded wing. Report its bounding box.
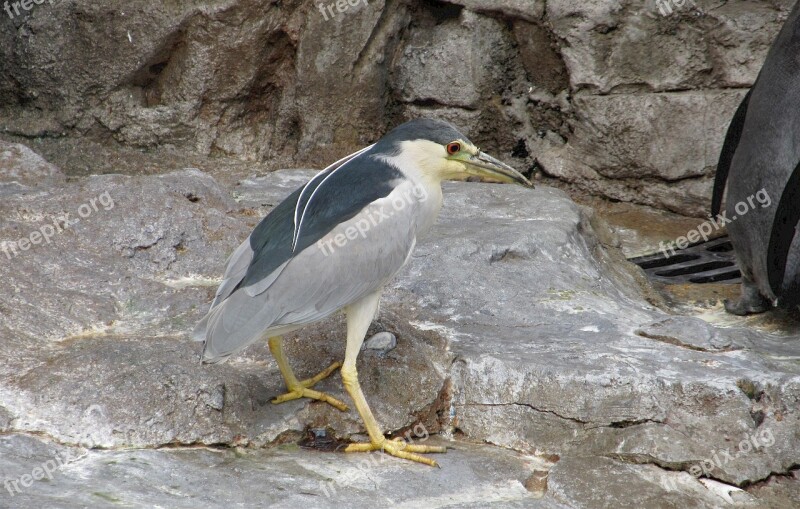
[194,152,416,362]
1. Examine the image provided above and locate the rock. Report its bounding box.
[635,316,734,351]
[546,0,789,93]
[0,433,566,509]
[571,91,744,182]
[363,332,397,353]
[0,405,12,431]
[3,1,796,214]
[390,10,511,110]
[538,143,718,218]
[512,20,570,96]
[442,0,545,22]
[0,141,65,194]
[747,469,800,508]
[0,165,797,506]
[0,0,404,165]
[0,168,244,346]
[547,455,758,509]
[537,90,747,216]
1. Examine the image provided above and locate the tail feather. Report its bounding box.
[196,289,281,363]
[192,312,211,342]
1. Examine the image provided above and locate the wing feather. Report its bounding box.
[200,184,419,362]
[211,238,254,307]
[292,144,375,250]
[195,151,415,362]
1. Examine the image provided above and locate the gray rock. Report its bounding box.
[442,0,545,22]
[636,316,734,351]
[3,1,796,214]
[0,141,65,194]
[0,0,403,166]
[0,405,12,431]
[390,9,513,110]
[0,166,797,506]
[546,0,789,93]
[363,332,397,353]
[547,455,759,509]
[0,433,567,509]
[537,90,747,216]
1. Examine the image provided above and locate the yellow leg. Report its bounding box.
[268,336,348,412]
[339,292,446,467]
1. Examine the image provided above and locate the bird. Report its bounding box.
[711,0,800,315]
[193,118,533,466]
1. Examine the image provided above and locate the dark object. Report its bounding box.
[629,237,741,285]
[298,428,347,452]
[711,0,800,315]
[711,89,751,217]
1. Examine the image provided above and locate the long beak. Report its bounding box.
[464,151,534,188]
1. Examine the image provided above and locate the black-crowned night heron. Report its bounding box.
[194,118,532,466]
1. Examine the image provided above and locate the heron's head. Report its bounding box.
[374,118,533,188]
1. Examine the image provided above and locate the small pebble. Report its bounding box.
[363,332,397,352]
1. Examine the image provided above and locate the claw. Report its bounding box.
[270,359,348,412]
[298,361,342,388]
[271,386,349,411]
[344,437,447,467]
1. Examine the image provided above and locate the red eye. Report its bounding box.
[446,142,461,155]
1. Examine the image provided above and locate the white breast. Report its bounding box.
[372,152,444,237]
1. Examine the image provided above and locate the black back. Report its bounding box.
[236,145,405,292]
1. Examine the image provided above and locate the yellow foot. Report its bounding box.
[271,361,349,411]
[344,437,447,467]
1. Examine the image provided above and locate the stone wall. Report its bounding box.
[0,0,795,215]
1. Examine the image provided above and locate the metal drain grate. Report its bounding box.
[628,236,741,284]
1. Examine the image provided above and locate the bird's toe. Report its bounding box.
[271,387,349,412]
[343,437,446,467]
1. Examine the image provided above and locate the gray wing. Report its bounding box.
[193,146,403,346]
[198,181,420,363]
[200,145,377,317]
